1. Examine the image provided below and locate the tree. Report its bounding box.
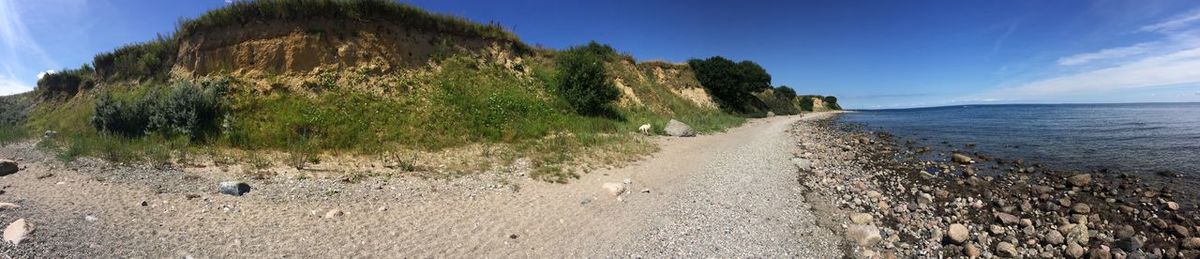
[688,56,772,113]
[774,86,797,100]
[822,96,841,110]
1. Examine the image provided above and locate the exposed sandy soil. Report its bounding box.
[0,114,840,258]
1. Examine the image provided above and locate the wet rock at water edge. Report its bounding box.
[1067,174,1092,187]
[951,153,974,164]
[218,181,252,196]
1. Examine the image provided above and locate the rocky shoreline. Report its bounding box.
[792,113,1199,258]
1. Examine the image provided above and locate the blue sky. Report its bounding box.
[3,0,1200,109]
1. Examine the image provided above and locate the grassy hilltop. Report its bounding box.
[0,0,838,182]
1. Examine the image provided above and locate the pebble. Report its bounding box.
[324,209,344,219]
[0,202,18,210]
[1165,201,1179,211]
[947,224,969,244]
[964,242,982,258]
[1066,242,1086,258]
[1067,174,1092,187]
[1071,203,1091,214]
[849,213,874,224]
[995,241,1018,257]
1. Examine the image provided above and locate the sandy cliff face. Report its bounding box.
[609,60,717,111]
[173,19,521,79]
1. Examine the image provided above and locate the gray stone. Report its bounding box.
[1182,237,1200,249]
[994,212,1020,225]
[1045,229,1065,245]
[791,158,813,171]
[1066,242,1086,258]
[849,213,873,224]
[0,159,17,176]
[602,182,625,196]
[845,224,882,247]
[664,119,696,137]
[218,181,251,196]
[996,241,1018,257]
[1071,203,1091,214]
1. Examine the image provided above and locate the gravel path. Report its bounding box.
[0,114,841,257]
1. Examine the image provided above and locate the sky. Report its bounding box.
[3,0,1200,109]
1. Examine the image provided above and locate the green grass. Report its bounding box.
[179,0,523,44]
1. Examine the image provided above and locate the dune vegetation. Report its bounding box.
[0,0,838,182]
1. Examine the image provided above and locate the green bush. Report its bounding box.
[149,81,228,138]
[0,93,32,126]
[687,56,772,113]
[91,80,226,138]
[36,65,95,99]
[775,86,797,100]
[554,42,620,117]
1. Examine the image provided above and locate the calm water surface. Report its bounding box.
[839,103,1200,178]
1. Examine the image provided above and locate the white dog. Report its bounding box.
[638,124,652,135]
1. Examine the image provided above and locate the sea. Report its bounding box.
[838,102,1200,180]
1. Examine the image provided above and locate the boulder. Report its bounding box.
[664,119,696,137]
[3,219,28,245]
[951,153,974,164]
[601,182,626,196]
[0,159,17,176]
[218,181,252,196]
[845,224,882,247]
[1067,174,1092,187]
[947,224,970,244]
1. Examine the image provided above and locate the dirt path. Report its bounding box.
[0,114,841,258]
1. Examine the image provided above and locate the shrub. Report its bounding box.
[149,81,228,138]
[91,91,153,137]
[91,80,227,139]
[0,93,32,126]
[554,42,620,116]
[687,56,772,113]
[36,65,95,99]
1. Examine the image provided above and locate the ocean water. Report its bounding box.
[838,103,1200,178]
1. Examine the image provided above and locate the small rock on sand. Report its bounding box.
[324,209,344,218]
[1067,174,1092,187]
[0,202,18,210]
[3,218,29,245]
[947,224,969,244]
[845,224,882,247]
[601,182,625,196]
[218,181,252,196]
[0,159,18,176]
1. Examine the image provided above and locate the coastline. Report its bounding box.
[792,112,1198,258]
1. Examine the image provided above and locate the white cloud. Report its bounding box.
[0,1,55,93]
[0,75,32,96]
[982,47,1200,99]
[1141,8,1200,33]
[36,70,55,80]
[1056,42,1156,66]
